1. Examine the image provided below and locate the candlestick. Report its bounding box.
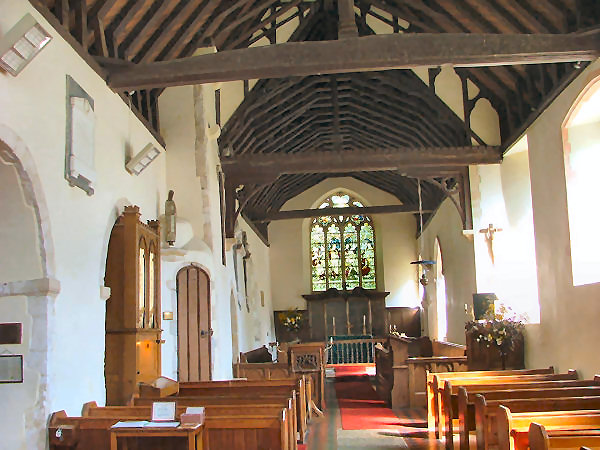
[332,316,336,335]
[362,315,366,334]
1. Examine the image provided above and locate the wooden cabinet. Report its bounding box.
[105,206,162,405]
[466,329,524,370]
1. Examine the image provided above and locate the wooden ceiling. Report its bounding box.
[30,0,600,243]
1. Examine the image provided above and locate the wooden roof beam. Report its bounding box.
[108,31,600,90]
[221,146,502,182]
[254,204,430,222]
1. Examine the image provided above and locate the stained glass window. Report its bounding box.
[310,193,377,291]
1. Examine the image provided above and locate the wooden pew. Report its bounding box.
[436,370,575,445]
[174,379,308,442]
[458,379,600,450]
[139,380,307,444]
[529,421,600,450]
[474,395,600,450]
[50,402,291,450]
[84,400,296,450]
[427,367,555,434]
[497,405,600,450]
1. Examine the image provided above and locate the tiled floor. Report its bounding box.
[304,378,443,449]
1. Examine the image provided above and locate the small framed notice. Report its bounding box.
[152,402,176,422]
[0,355,23,383]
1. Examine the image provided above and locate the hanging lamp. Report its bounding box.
[410,178,435,285]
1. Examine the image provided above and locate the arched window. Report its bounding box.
[310,193,376,291]
[562,75,600,286]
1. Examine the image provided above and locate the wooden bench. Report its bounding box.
[50,402,292,450]
[435,369,573,444]
[83,400,296,450]
[438,370,576,443]
[497,405,600,450]
[427,367,555,434]
[139,379,307,444]
[474,395,600,450]
[529,421,600,450]
[175,379,308,441]
[457,379,600,450]
[376,335,466,409]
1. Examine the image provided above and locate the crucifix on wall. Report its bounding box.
[233,231,252,312]
[479,223,502,264]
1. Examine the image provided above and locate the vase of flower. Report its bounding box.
[465,304,525,370]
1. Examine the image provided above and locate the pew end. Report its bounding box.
[497,405,514,450]
[81,401,98,416]
[529,422,550,450]
[48,411,79,448]
[138,376,179,398]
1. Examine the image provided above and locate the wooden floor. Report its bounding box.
[304,378,443,449]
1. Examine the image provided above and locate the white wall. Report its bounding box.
[469,139,540,323]
[418,198,477,344]
[0,2,167,448]
[158,84,275,380]
[269,177,419,312]
[525,59,600,377]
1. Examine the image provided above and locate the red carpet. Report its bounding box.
[334,364,375,377]
[334,374,427,433]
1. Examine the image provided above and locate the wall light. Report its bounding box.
[162,311,174,321]
[125,143,161,175]
[0,14,52,76]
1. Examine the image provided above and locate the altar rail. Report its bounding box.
[327,337,386,365]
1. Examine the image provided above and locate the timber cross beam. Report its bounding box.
[220,146,502,183]
[107,31,600,90]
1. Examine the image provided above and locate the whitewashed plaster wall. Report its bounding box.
[0,2,168,448]
[525,58,600,378]
[418,198,476,344]
[158,84,275,380]
[269,177,419,312]
[469,139,540,323]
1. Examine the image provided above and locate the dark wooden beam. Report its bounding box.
[221,146,502,181]
[107,31,600,90]
[255,204,430,222]
[338,0,358,39]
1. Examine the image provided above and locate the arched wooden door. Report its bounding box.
[177,265,211,381]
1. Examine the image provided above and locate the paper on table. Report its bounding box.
[111,421,149,428]
[145,421,180,428]
[185,407,205,414]
[152,401,176,421]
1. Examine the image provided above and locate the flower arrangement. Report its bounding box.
[278,308,304,331]
[466,304,526,356]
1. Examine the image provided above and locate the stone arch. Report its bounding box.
[0,126,59,450]
[0,125,55,278]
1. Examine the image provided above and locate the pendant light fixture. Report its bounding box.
[410,178,435,285]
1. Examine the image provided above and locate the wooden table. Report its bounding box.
[110,423,204,450]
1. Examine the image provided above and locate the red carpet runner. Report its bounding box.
[334,368,425,432]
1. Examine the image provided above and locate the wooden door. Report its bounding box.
[177,265,211,381]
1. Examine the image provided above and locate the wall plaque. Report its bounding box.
[0,355,23,383]
[0,323,22,344]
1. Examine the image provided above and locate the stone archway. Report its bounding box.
[0,133,58,450]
